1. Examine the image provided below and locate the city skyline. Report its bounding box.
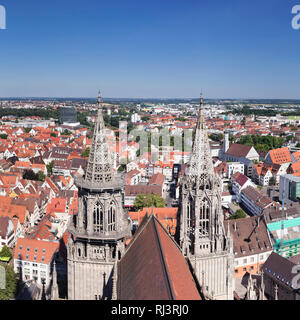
[0,0,300,99]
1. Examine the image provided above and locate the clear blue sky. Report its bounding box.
[0,0,300,99]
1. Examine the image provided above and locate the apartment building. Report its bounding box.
[14,238,59,286]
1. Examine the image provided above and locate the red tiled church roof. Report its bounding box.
[118,213,201,300]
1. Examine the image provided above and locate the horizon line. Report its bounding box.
[1,96,300,101]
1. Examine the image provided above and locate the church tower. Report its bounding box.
[179,94,234,300]
[67,91,131,300]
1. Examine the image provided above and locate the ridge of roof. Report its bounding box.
[151,215,175,299]
[124,210,151,253]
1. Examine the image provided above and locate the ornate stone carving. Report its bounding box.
[67,91,131,300]
[179,94,234,300]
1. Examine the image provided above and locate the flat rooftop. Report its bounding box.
[267,217,300,243]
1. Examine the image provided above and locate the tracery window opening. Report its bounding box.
[107,203,116,232]
[187,199,195,234]
[93,202,104,233]
[199,200,209,237]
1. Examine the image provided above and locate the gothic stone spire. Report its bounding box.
[51,260,59,300]
[178,93,234,300]
[84,91,115,185]
[67,92,131,300]
[187,93,214,178]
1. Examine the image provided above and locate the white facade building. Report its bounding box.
[131,113,141,123]
[14,238,59,286]
[226,162,244,179]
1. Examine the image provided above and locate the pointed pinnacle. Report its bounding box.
[98,90,102,106]
[196,92,205,130]
[227,221,230,236]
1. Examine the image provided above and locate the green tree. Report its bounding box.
[175,117,186,122]
[0,107,59,120]
[77,113,91,127]
[50,132,57,137]
[23,169,37,181]
[209,133,224,142]
[152,194,165,208]
[229,134,236,143]
[37,171,46,182]
[0,263,17,300]
[290,125,298,131]
[0,134,8,139]
[62,129,72,136]
[81,148,90,158]
[228,209,246,220]
[46,160,54,176]
[141,116,150,122]
[269,176,276,186]
[118,164,126,172]
[0,246,12,259]
[238,134,284,152]
[134,194,165,211]
[23,170,45,182]
[286,135,294,142]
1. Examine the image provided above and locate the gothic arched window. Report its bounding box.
[199,199,209,237]
[187,197,195,233]
[107,202,116,232]
[93,201,104,233]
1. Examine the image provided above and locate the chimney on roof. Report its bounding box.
[234,221,237,231]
